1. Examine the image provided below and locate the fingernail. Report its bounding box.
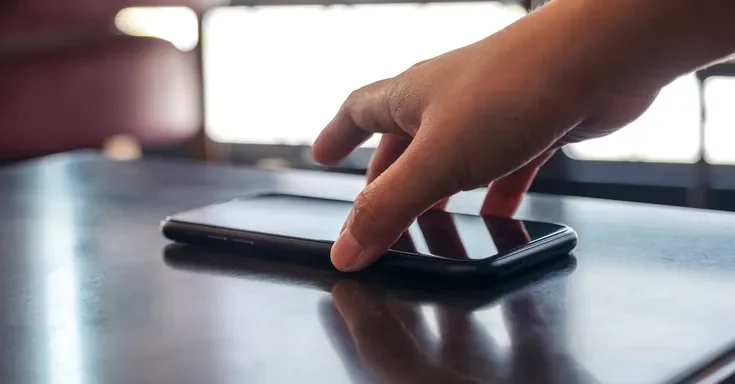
[331,230,363,272]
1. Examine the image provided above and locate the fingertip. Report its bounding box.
[313,109,373,166]
[312,121,349,166]
[311,139,367,167]
[331,229,366,272]
[311,135,346,166]
[335,139,453,272]
[331,228,385,272]
[312,150,344,167]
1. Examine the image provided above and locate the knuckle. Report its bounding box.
[346,88,362,102]
[409,59,429,69]
[342,88,368,126]
[345,82,379,106]
[345,80,397,132]
[388,81,423,135]
[343,89,361,110]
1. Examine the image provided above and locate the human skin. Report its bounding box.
[312,0,735,271]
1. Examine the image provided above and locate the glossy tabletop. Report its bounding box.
[2,152,735,384]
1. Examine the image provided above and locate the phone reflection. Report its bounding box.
[320,281,594,384]
[394,209,537,260]
[315,212,591,383]
[164,242,575,304]
[163,244,587,382]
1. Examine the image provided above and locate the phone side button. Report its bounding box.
[233,238,255,245]
[207,235,228,241]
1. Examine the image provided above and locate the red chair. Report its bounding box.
[0,0,224,161]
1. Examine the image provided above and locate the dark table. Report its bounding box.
[2,152,735,384]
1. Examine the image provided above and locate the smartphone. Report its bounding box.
[161,193,577,277]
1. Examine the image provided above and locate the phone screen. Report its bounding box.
[169,195,568,261]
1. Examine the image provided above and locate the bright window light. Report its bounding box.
[203,5,705,165]
[703,77,735,165]
[202,3,526,146]
[115,7,199,51]
[564,75,701,163]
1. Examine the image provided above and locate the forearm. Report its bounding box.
[483,0,735,102]
[577,0,735,87]
[530,0,733,98]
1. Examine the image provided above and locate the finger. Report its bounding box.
[409,50,453,69]
[368,54,449,218]
[430,198,449,211]
[392,231,418,254]
[483,219,531,253]
[368,58,449,210]
[313,80,400,166]
[480,150,556,217]
[416,210,468,260]
[410,58,432,68]
[337,212,419,255]
[366,134,410,184]
[331,136,457,271]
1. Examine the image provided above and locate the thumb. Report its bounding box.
[331,140,456,272]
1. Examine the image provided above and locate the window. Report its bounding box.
[115,7,199,52]
[202,3,732,170]
[564,74,701,164]
[202,3,527,147]
[704,77,735,165]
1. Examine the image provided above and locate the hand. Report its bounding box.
[312,1,660,271]
[320,281,592,384]
[319,217,591,383]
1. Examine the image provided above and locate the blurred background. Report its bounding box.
[3,0,735,210]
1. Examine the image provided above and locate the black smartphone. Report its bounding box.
[161,193,577,277]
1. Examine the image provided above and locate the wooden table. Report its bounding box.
[2,152,735,384]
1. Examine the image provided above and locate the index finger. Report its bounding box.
[312,79,400,166]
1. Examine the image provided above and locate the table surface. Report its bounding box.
[2,152,735,384]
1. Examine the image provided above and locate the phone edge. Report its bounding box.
[161,218,577,278]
